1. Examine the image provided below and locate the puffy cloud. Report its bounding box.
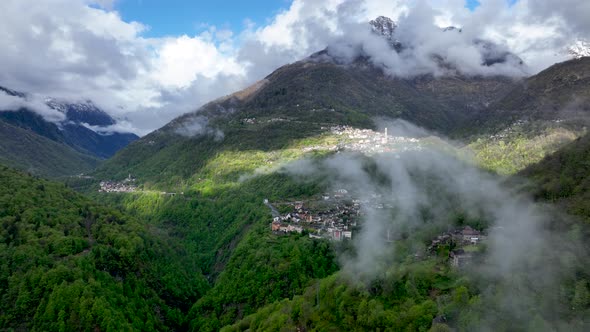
[0,0,588,135]
[151,34,244,89]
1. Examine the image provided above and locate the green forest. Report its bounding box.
[3,134,590,331]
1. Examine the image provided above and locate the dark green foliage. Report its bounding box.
[188,225,338,331]
[89,171,336,331]
[223,261,458,332]
[477,57,590,133]
[522,134,590,222]
[0,120,99,177]
[0,165,209,331]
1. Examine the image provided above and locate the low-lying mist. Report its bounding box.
[174,115,224,141]
[276,120,589,330]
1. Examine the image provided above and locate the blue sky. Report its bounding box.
[465,0,481,10]
[115,0,292,37]
[115,0,497,37]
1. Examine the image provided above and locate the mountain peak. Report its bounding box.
[369,16,397,40]
[568,40,590,59]
[442,26,462,33]
[369,16,403,51]
[45,99,116,127]
[0,86,26,98]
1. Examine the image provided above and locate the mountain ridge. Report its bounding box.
[0,85,139,159]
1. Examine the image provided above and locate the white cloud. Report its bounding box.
[0,91,66,123]
[151,35,244,89]
[0,0,587,136]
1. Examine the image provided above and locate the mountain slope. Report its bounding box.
[0,120,99,177]
[0,108,138,159]
[93,15,539,186]
[481,57,590,128]
[463,57,590,175]
[0,85,139,159]
[95,55,520,188]
[520,133,590,221]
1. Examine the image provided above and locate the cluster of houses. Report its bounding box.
[428,226,486,249]
[98,174,137,193]
[269,190,360,241]
[98,180,137,193]
[268,187,488,269]
[330,126,422,154]
[242,117,290,125]
[488,119,528,140]
[427,226,487,268]
[268,187,419,242]
[298,126,424,155]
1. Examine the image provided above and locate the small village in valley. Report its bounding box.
[267,188,487,268]
[98,174,137,193]
[267,188,361,241]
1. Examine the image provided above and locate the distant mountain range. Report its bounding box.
[0,85,138,176]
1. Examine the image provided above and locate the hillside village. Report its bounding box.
[428,225,487,267]
[240,115,423,155]
[330,125,422,154]
[98,174,137,193]
[269,189,488,268]
[301,125,423,154]
[267,189,404,242]
[268,189,360,241]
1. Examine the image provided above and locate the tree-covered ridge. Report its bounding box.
[458,57,590,176]
[521,133,590,222]
[224,217,590,332]
[489,57,590,123]
[188,220,338,331]
[0,120,99,178]
[91,170,340,331]
[223,264,459,332]
[0,165,209,331]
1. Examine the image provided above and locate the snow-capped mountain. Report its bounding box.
[369,16,397,41]
[46,99,116,127]
[369,16,403,51]
[568,40,590,59]
[0,85,138,158]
